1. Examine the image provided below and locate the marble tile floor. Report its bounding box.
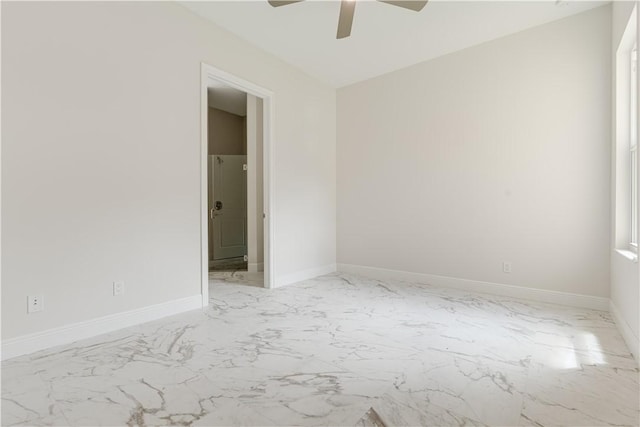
[2,273,638,426]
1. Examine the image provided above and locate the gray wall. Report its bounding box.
[208,107,246,155]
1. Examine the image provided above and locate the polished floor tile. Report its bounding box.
[2,273,638,426]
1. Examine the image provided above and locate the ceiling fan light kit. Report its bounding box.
[267,0,429,39]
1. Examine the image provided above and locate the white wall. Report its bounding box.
[337,7,611,298]
[1,2,336,340]
[611,0,640,360]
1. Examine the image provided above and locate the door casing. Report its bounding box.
[200,63,275,306]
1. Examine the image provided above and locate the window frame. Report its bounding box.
[631,43,638,253]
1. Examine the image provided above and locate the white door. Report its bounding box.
[209,155,247,260]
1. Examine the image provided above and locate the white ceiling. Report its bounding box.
[183,0,607,88]
[207,80,247,116]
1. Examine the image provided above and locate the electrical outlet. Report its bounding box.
[503,262,512,273]
[113,281,125,296]
[27,295,44,313]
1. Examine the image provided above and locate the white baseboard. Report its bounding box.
[1,295,202,361]
[248,262,264,273]
[276,264,337,288]
[610,300,640,364]
[337,264,609,311]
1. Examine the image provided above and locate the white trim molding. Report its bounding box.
[610,300,640,363]
[1,295,202,361]
[248,262,264,273]
[201,62,276,297]
[337,264,610,311]
[276,264,337,288]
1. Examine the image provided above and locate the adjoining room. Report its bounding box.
[206,78,265,288]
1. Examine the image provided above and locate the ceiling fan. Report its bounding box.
[267,0,428,39]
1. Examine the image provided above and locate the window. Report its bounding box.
[615,6,637,259]
[631,44,638,252]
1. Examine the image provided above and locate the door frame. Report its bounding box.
[200,63,275,306]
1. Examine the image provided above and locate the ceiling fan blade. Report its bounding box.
[377,0,428,12]
[268,0,304,7]
[336,0,356,39]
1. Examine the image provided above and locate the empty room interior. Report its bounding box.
[1,1,639,426]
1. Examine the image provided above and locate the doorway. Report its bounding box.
[200,63,274,305]
[207,84,248,271]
